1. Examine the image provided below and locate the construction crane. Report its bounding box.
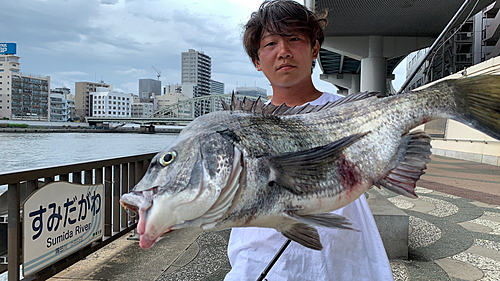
[152,65,161,80]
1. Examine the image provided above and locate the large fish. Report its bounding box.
[120,75,500,250]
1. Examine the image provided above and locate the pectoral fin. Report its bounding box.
[280,222,323,250]
[279,211,357,250]
[269,132,369,195]
[285,211,357,231]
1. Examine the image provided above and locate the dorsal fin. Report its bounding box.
[221,91,380,116]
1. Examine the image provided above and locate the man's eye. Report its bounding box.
[265,42,276,47]
[290,37,300,42]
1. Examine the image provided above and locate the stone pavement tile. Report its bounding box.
[483,213,500,223]
[466,245,500,263]
[470,201,500,209]
[419,196,459,217]
[420,174,500,197]
[452,253,500,281]
[459,221,493,233]
[49,228,202,281]
[434,257,483,281]
[424,168,500,183]
[163,241,200,275]
[408,198,436,213]
[157,230,231,281]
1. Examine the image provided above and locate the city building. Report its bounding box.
[131,103,154,117]
[75,81,112,119]
[405,2,500,91]
[139,78,161,99]
[157,92,189,110]
[182,49,211,116]
[90,87,131,117]
[139,97,158,111]
[210,79,224,95]
[401,2,500,165]
[164,83,196,98]
[235,86,267,99]
[0,53,50,120]
[50,87,73,122]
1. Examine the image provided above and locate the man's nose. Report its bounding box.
[277,41,292,59]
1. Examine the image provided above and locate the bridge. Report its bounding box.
[86,93,259,132]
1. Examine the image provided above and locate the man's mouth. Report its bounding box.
[277,64,295,71]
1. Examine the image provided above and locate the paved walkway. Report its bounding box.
[49,155,500,281]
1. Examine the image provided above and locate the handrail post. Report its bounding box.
[104,166,112,237]
[7,183,20,281]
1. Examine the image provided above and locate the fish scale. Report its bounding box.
[121,75,500,250]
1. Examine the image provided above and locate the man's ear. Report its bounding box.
[312,40,320,60]
[254,58,262,71]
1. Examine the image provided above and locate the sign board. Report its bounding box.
[0,43,16,55]
[23,182,104,277]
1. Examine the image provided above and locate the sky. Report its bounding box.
[0,0,406,97]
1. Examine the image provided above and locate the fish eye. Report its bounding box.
[159,151,177,166]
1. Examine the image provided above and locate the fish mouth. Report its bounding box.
[120,186,165,249]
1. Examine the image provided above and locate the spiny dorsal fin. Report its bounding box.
[375,130,432,198]
[221,91,380,116]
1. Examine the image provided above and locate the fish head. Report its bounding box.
[120,132,236,249]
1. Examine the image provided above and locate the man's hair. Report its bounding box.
[243,0,327,65]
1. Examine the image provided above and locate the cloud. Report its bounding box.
[115,68,148,76]
[55,71,89,76]
[99,0,119,5]
[4,0,272,97]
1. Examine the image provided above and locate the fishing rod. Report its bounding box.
[256,239,291,281]
[397,0,477,94]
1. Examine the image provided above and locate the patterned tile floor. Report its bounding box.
[158,155,500,281]
[45,155,500,281]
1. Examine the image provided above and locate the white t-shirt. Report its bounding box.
[224,92,394,281]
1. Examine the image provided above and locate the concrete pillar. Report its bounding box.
[361,36,387,94]
[350,75,360,94]
[320,73,360,95]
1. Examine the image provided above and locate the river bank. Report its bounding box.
[0,120,184,133]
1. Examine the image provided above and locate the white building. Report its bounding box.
[131,103,154,117]
[49,90,70,122]
[90,87,131,117]
[157,92,189,111]
[164,83,196,99]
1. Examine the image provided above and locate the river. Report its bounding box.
[0,132,178,195]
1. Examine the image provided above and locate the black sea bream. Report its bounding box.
[120,75,500,250]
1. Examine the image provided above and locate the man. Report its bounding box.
[224,1,394,280]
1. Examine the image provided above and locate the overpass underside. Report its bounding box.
[308,0,495,95]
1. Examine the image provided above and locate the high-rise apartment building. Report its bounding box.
[75,81,111,118]
[0,54,50,120]
[139,78,161,99]
[182,49,211,116]
[210,79,224,95]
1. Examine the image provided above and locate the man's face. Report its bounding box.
[254,31,319,88]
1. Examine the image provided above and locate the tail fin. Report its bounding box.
[452,75,500,140]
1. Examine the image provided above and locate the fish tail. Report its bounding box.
[451,75,500,140]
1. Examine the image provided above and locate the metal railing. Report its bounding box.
[0,152,157,280]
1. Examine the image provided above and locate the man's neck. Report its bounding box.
[270,81,323,107]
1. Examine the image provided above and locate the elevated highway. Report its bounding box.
[310,0,495,95]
